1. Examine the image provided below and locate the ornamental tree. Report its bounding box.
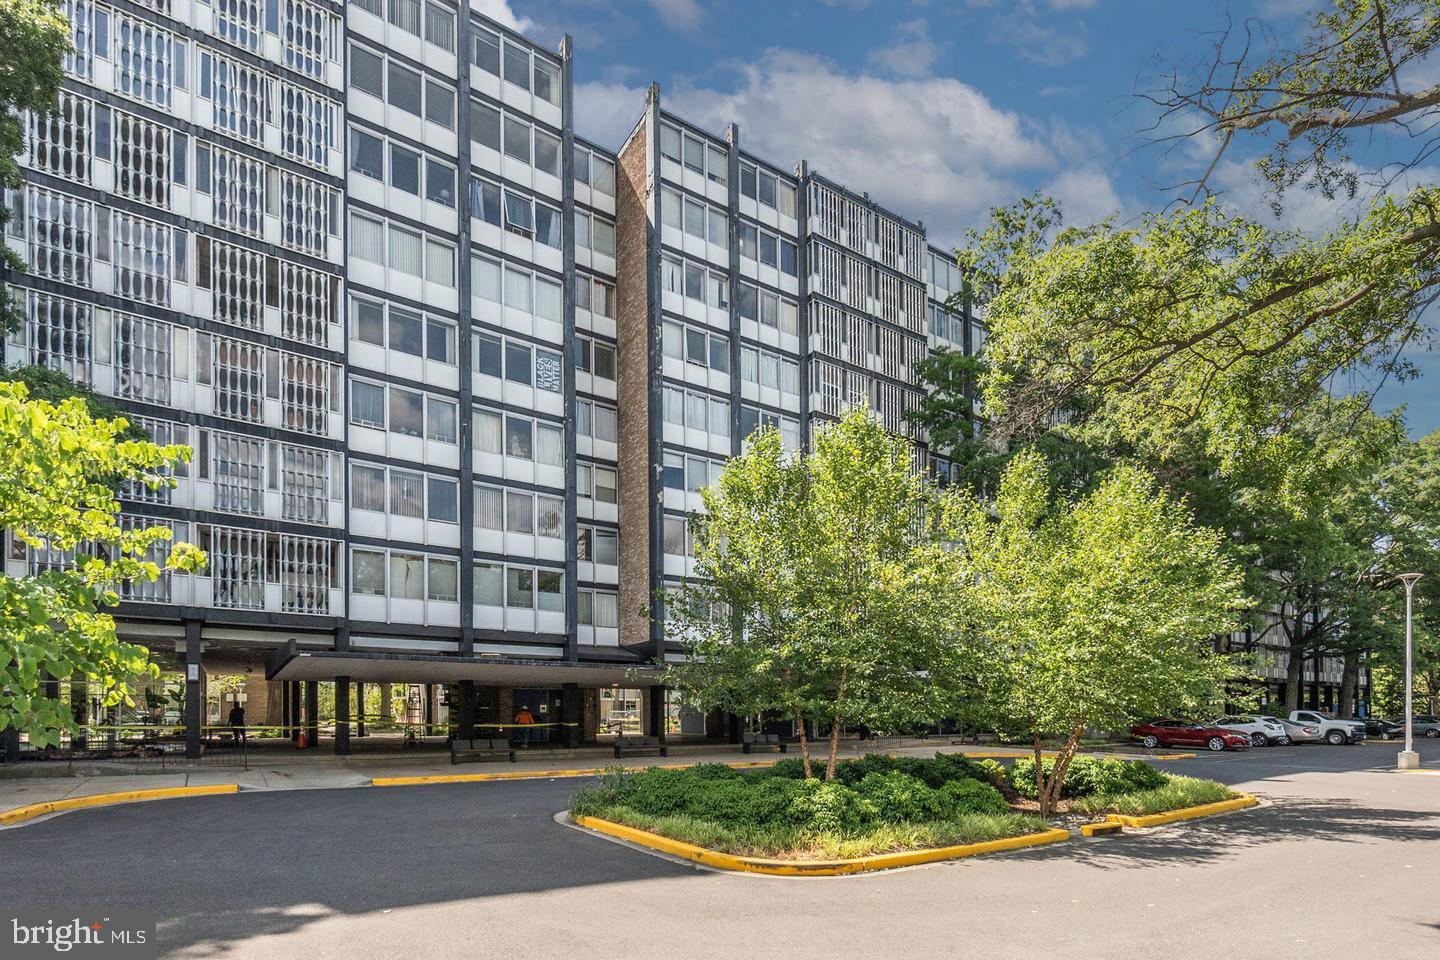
[957,451,1249,817]
[0,382,205,746]
[661,408,975,779]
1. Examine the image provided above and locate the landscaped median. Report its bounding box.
[0,784,240,827]
[566,754,1254,875]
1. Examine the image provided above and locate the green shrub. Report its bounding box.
[854,771,938,823]
[1010,756,1166,800]
[970,758,1009,790]
[1070,776,1235,816]
[934,778,1010,817]
[788,779,873,833]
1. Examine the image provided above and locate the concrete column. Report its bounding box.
[457,681,476,740]
[183,623,203,759]
[647,685,665,739]
[356,681,366,737]
[561,684,582,747]
[304,681,320,748]
[289,681,301,742]
[71,681,88,750]
[281,682,291,741]
[334,676,350,756]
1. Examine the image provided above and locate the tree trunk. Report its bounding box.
[1338,651,1361,718]
[795,712,813,779]
[1038,726,1085,819]
[1284,640,1306,712]
[1032,733,1047,817]
[379,683,392,725]
[825,715,843,780]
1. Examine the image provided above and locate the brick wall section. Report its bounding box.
[615,118,655,651]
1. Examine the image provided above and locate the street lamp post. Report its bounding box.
[1395,572,1423,771]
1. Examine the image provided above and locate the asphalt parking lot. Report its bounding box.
[1,740,1436,960]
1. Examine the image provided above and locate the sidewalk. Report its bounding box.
[0,739,1182,817]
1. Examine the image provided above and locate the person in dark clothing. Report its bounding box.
[228,703,246,744]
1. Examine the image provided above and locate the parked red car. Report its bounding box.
[1130,719,1251,752]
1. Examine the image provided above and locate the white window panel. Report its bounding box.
[114,313,172,403]
[26,290,92,383]
[281,352,332,436]
[214,336,265,423]
[281,535,334,613]
[24,187,91,286]
[211,240,265,330]
[118,515,183,602]
[114,111,172,209]
[281,171,332,257]
[212,148,265,237]
[281,261,336,347]
[112,212,171,306]
[207,526,266,609]
[28,92,92,185]
[213,430,265,515]
[216,0,262,51]
[62,0,94,80]
[284,0,336,80]
[281,83,333,170]
[116,15,174,110]
[214,57,269,146]
[123,418,186,504]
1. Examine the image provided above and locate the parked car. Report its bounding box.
[1270,717,1324,744]
[1289,710,1367,745]
[1213,715,1290,746]
[1130,719,1252,752]
[1364,718,1405,740]
[1399,715,1440,738]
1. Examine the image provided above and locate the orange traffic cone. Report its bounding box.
[297,732,308,749]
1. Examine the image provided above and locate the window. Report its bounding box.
[537,495,563,538]
[503,190,533,236]
[659,124,681,162]
[426,396,457,442]
[351,463,385,511]
[533,129,560,177]
[534,58,560,106]
[423,1,454,51]
[391,143,420,194]
[389,387,423,437]
[474,563,503,605]
[353,549,385,595]
[351,379,385,428]
[428,558,458,601]
[740,163,756,199]
[472,100,500,151]
[535,202,562,249]
[506,567,533,608]
[425,158,454,206]
[388,0,420,34]
[426,316,455,363]
[389,469,424,517]
[505,415,532,458]
[537,422,563,466]
[503,42,530,90]
[707,144,727,184]
[506,490,534,534]
[350,44,383,97]
[504,341,532,386]
[390,553,425,599]
[387,61,422,115]
[474,332,502,377]
[475,484,502,530]
[424,79,454,128]
[471,176,501,225]
[427,477,458,522]
[473,27,499,74]
[683,133,704,173]
[538,570,563,612]
[473,408,502,454]
[350,127,383,180]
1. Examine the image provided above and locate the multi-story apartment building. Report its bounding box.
[3,4,1099,760]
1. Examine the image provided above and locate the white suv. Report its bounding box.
[1214,715,1290,746]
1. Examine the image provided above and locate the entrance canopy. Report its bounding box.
[269,648,660,687]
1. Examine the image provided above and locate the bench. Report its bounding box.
[741,733,789,754]
[450,737,516,765]
[613,736,667,759]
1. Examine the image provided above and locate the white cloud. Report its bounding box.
[574,49,1126,246]
[867,18,944,79]
[646,0,705,34]
[473,0,531,32]
[1045,0,1097,8]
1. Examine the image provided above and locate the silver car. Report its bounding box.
[1270,716,1324,744]
[1213,715,1290,746]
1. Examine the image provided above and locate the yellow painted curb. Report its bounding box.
[958,750,1195,761]
[571,815,1070,876]
[0,784,240,826]
[372,758,781,787]
[1079,822,1122,837]
[1104,792,1257,829]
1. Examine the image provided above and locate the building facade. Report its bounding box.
[3,2,1002,755]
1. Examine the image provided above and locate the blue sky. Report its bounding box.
[482,0,1439,437]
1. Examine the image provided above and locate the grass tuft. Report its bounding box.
[1070,775,1236,816]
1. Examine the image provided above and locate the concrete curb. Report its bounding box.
[1102,792,1259,829]
[371,759,782,787]
[569,814,1071,876]
[0,784,241,827]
